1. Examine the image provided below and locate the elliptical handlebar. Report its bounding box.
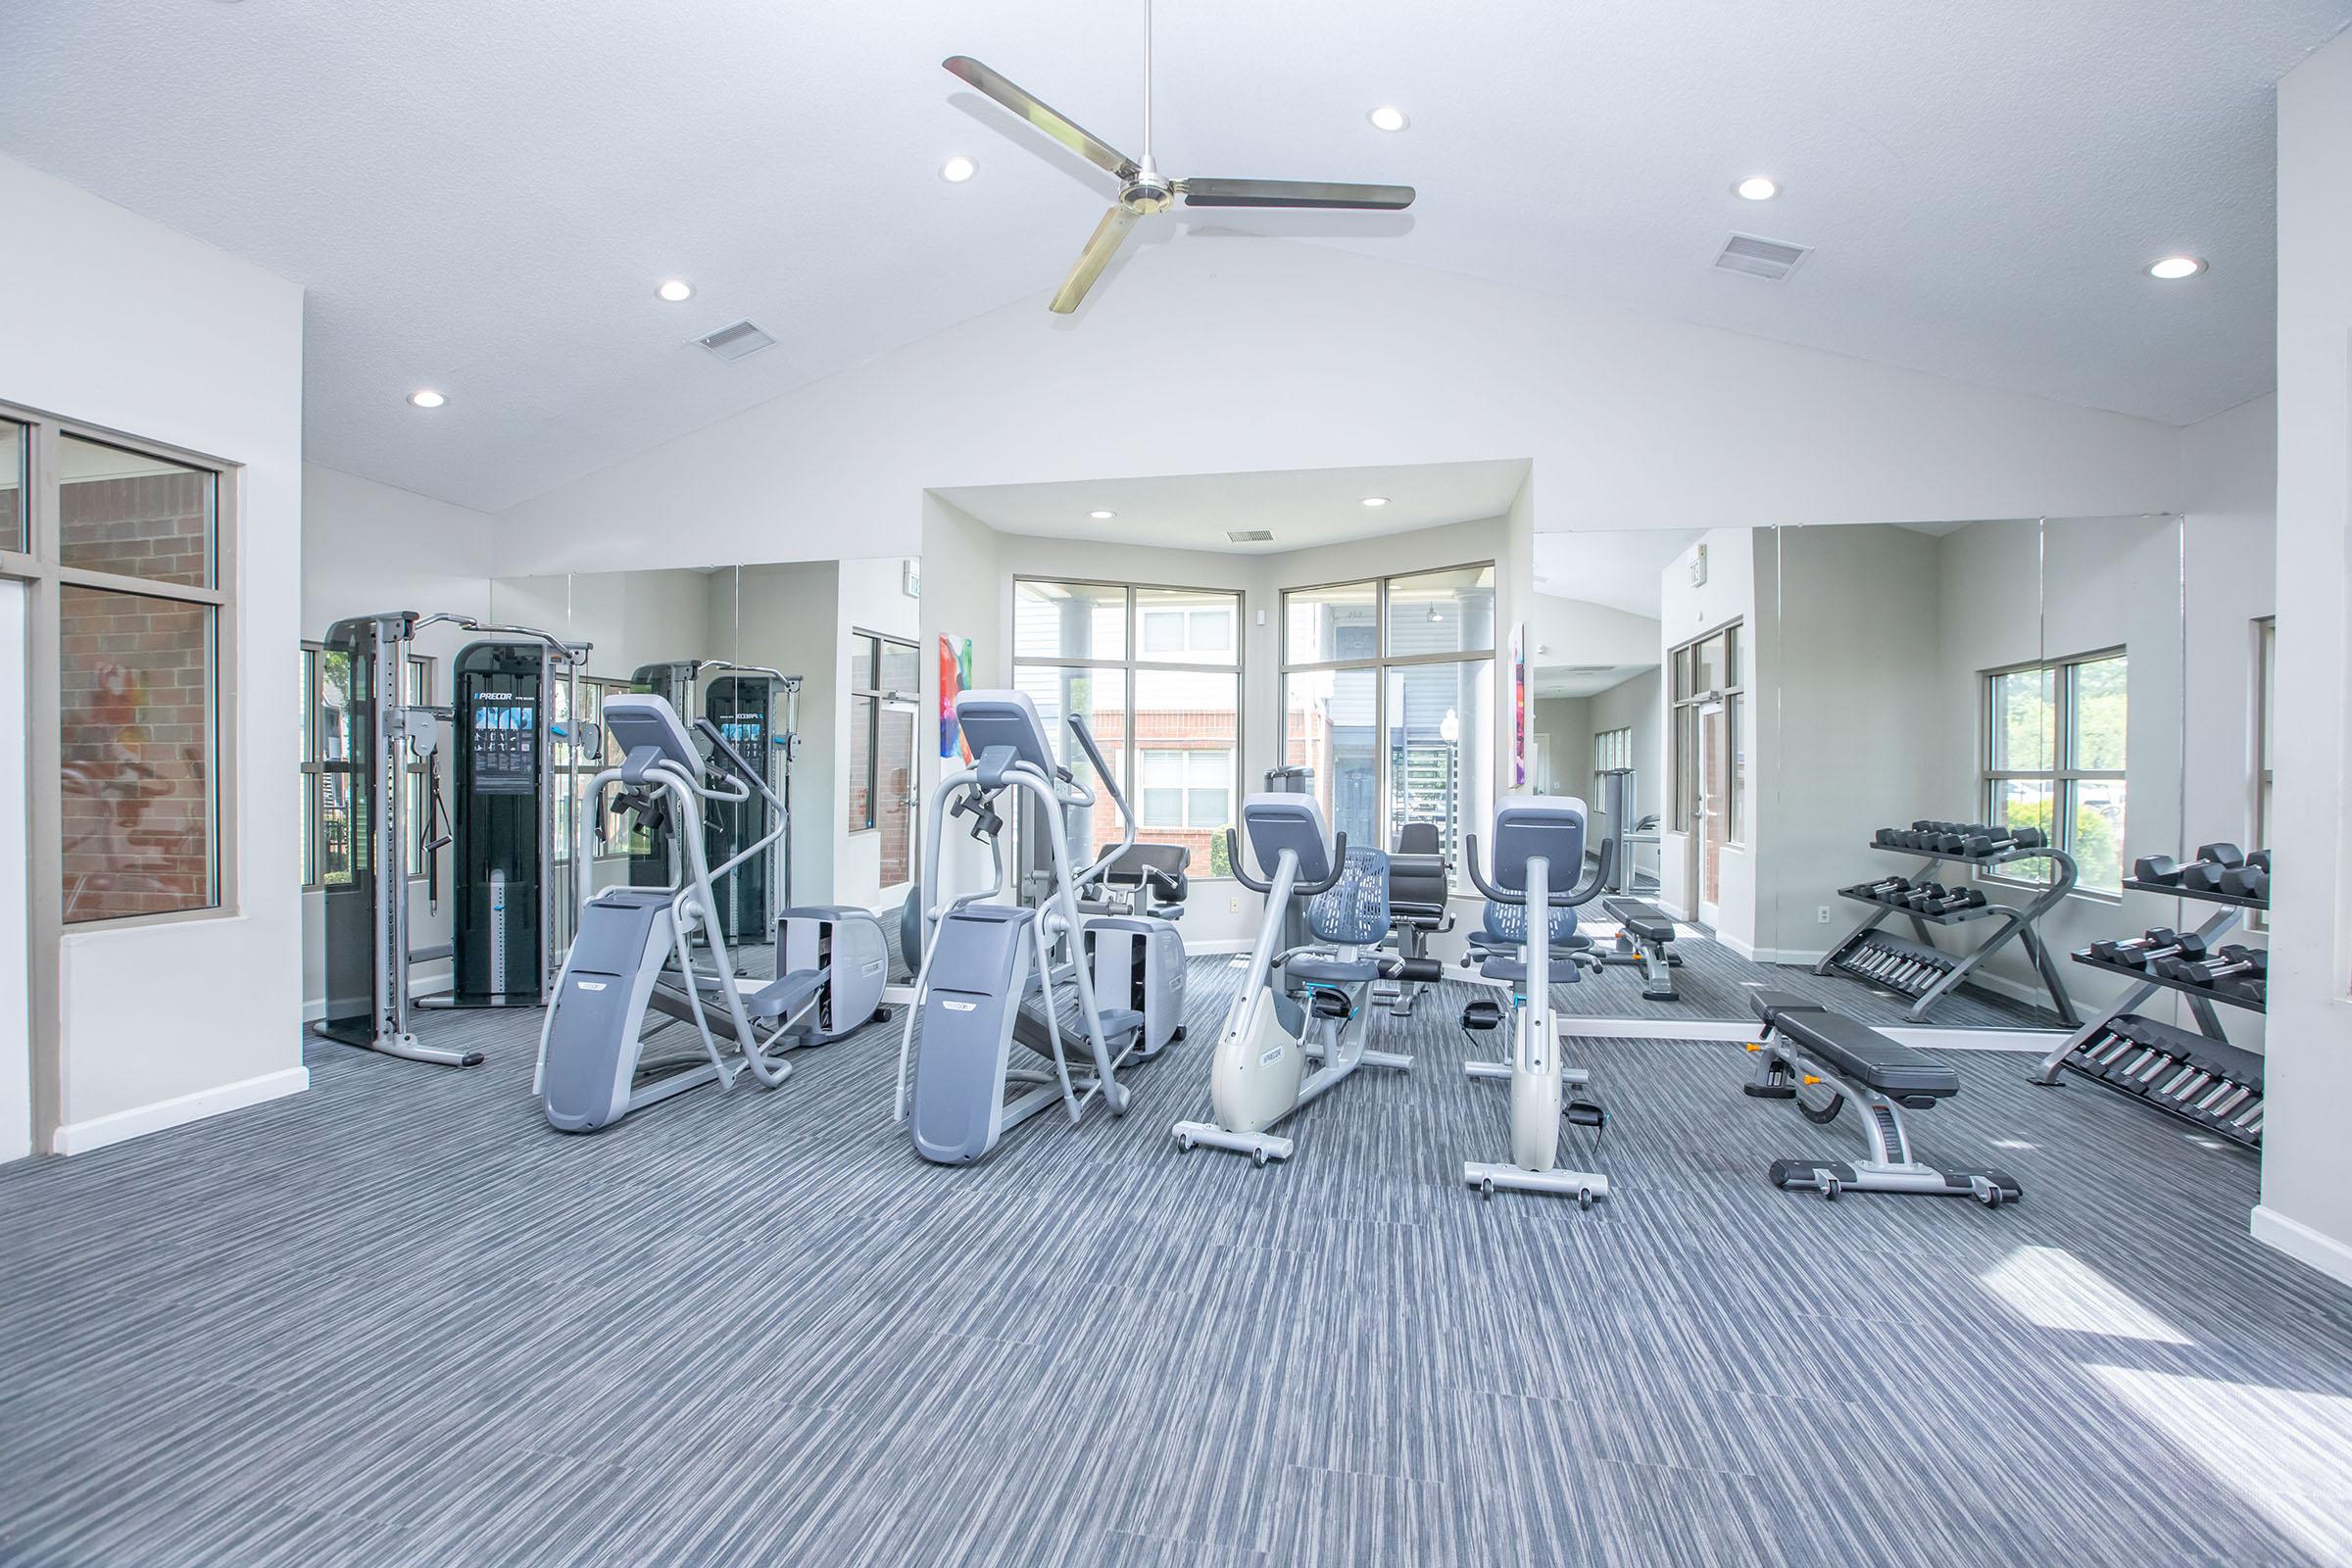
[1464,831,1616,907]
[1227,824,1350,898]
[693,715,779,808]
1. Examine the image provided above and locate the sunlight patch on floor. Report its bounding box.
[2089,1364,2352,1566]
[1980,1246,2191,1344]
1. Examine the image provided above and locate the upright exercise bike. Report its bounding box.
[1172,794,1422,1165]
[1460,797,1614,1204]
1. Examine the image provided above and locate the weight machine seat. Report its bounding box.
[1286,954,1382,985]
[745,967,828,1022]
[1756,995,1959,1102]
[1602,898,1678,945]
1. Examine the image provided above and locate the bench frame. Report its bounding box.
[1743,1000,2021,1206]
[1598,897,1683,1002]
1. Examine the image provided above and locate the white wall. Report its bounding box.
[1532,595,1660,670]
[493,239,2180,577]
[915,496,1004,910]
[1,152,308,1151]
[0,582,28,1161]
[735,562,843,908]
[2257,31,2352,1287]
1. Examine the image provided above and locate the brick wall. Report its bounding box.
[57,471,217,921]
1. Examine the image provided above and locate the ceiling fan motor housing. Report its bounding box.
[1122,168,1176,215]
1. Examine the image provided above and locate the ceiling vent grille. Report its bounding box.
[1227,528,1275,543]
[697,319,776,362]
[1714,233,1811,281]
[1560,664,1614,674]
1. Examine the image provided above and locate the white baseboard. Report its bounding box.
[2251,1204,2352,1291]
[304,974,452,1022]
[53,1065,310,1155]
[1186,939,1253,956]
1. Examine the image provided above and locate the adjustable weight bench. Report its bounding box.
[1741,991,2021,1207]
[1598,896,1683,1001]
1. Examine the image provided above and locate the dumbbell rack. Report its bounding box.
[1815,840,2082,1025]
[2029,877,2266,1149]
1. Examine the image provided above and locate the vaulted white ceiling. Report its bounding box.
[4,0,2342,514]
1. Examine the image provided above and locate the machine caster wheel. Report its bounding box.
[1250,1149,1269,1168]
[1176,1133,1194,1152]
[1577,1188,1594,1211]
[1480,1178,1495,1200]
[1172,1026,1187,1043]
[1821,1177,1842,1201]
[871,1006,894,1024]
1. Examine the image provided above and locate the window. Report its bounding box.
[1668,622,1744,845]
[1983,648,2128,896]
[301,645,433,890]
[1014,578,1242,876]
[1593,726,1634,774]
[0,412,236,927]
[1141,749,1233,828]
[849,630,919,833]
[0,419,23,554]
[1280,564,1494,880]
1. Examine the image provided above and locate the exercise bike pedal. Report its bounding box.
[1459,999,1504,1032]
[1563,1100,1606,1129]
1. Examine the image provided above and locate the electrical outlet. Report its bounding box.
[1817,905,1832,924]
[1229,896,1241,914]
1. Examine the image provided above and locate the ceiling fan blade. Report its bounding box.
[1179,177,1416,211]
[943,56,1138,181]
[1049,206,1141,314]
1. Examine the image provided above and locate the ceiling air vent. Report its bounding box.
[1227,528,1275,543]
[1714,233,1811,281]
[697,319,776,362]
[1560,664,1614,675]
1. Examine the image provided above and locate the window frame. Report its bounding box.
[1978,645,2128,900]
[1278,562,1496,887]
[1667,620,1744,848]
[849,628,921,836]
[2,399,241,937]
[1138,746,1235,830]
[1012,575,1247,875]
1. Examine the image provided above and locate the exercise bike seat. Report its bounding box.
[1479,953,1584,985]
[1771,1005,1960,1102]
[745,967,829,1022]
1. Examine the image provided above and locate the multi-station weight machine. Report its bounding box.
[314,611,591,1067]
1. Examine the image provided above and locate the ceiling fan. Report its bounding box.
[944,2,1415,314]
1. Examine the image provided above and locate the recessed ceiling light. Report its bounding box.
[407,389,446,409]
[941,155,977,182]
[1735,175,1780,201]
[2147,255,2207,280]
[1088,509,1116,519]
[657,279,694,302]
[1368,106,1408,132]
[1361,496,1390,508]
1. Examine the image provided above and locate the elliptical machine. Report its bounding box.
[1171,795,1422,1165]
[1459,797,1615,1205]
[896,691,1164,1164]
[535,694,883,1132]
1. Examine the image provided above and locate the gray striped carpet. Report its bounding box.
[1558,923,2070,1030]
[4,956,2350,1567]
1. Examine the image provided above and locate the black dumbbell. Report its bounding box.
[2159,945,2269,987]
[2180,843,2247,893]
[1923,888,1987,914]
[2089,926,2180,964]
[1962,825,2047,857]
[2219,864,2270,900]
[2133,854,2185,886]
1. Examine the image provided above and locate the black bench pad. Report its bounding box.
[1750,989,1829,1029]
[1772,1007,1959,1100]
[1602,898,1678,944]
